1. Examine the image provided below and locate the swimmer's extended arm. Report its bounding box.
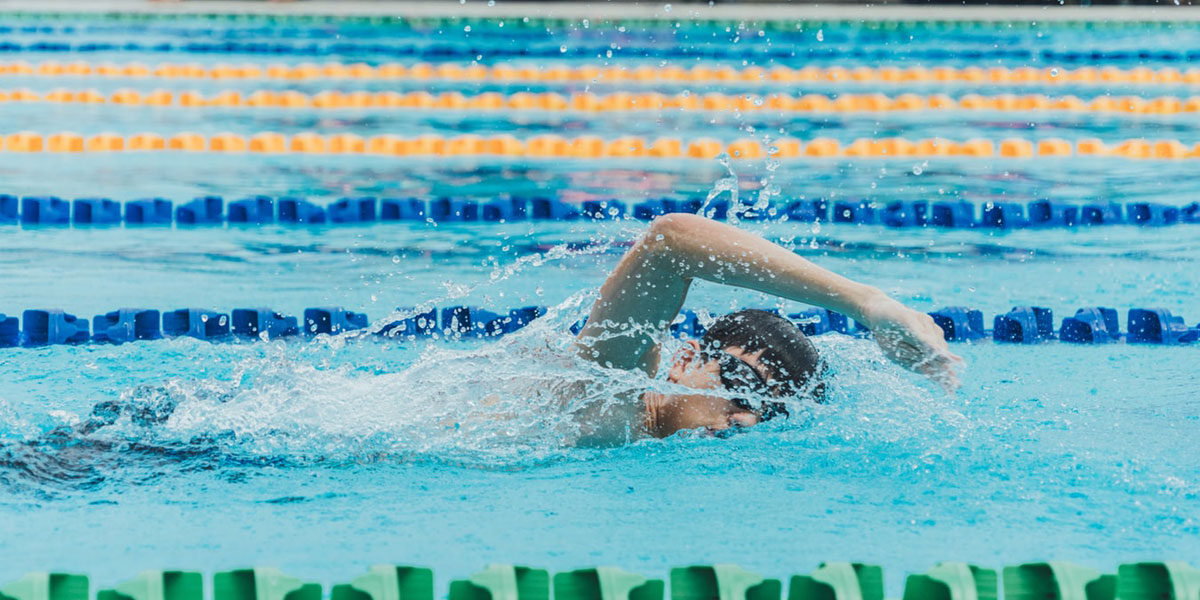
[575,213,962,389]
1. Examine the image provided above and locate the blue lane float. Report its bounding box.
[125,198,174,224]
[930,200,977,228]
[1127,308,1199,345]
[1028,200,1079,227]
[436,305,549,338]
[1128,203,1180,227]
[1080,202,1126,225]
[833,201,875,225]
[20,309,89,346]
[785,199,830,223]
[329,197,377,223]
[377,308,438,338]
[0,194,18,224]
[232,308,299,339]
[531,198,581,221]
[2,194,1200,230]
[304,307,368,335]
[73,198,122,225]
[982,202,1029,229]
[789,307,851,336]
[0,304,1195,349]
[163,308,230,339]
[582,200,626,220]
[228,196,275,224]
[176,196,224,225]
[278,197,327,224]
[20,196,71,225]
[669,309,705,339]
[1060,307,1122,344]
[430,197,478,223]
[992,306,1055,343]
[0,313,19,347]
[883,201,929,227]
[928,307,987,342]
[92,308,162,343]
[382,198,427,221]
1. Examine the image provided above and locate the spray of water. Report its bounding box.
[0,166,964,493]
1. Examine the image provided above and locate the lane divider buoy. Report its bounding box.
[3,132,1200,159]
[7,88,1200,115]
[5,194,1197,231]
[7,61,1200,86]
[7,561,1200,600]
[1,303,1195,348]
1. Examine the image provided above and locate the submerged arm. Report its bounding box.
[574,213,961,388]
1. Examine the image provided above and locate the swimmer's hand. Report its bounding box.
[861,294,964,392]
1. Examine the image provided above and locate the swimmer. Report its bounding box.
[574,213,962,438]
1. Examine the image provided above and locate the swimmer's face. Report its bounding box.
[642,341,770,437]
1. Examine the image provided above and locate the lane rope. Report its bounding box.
[6,61,1200,86]
[4,194,1197,229]
[1,304,1195,348]
[4,562,1200,600]
[2,132,1199,160]
[6,88,1200,114]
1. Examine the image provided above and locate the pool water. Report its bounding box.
[1,10,1199,596]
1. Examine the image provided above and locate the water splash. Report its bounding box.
[0,306,958,498]
[0,216,967,497]
[700,152,740,222]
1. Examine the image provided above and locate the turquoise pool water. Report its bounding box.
[1,11,1199,596]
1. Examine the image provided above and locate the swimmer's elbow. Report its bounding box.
[643,213,705,254]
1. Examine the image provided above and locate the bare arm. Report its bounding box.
[574,213,962,389]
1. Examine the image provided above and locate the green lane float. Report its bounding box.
[97,572,203,600]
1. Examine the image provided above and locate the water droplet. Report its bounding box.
[1050,68,1060,77]
[392,255,401,263]
[664,3,672,12]
[912,164,924,175]
[560,45,567,53]
[816,29,824,42]
[464,25,471,32]
[487,0,495,5]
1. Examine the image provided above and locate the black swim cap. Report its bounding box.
[699,308,825,402]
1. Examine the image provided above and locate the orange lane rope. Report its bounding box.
[6,61,1200,86]
[5,88,1200,114]
[2,132,1198,159]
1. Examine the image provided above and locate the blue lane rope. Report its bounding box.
[3,194,1199,229]
[0,40,1150,63]
[1,304,1195,349]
